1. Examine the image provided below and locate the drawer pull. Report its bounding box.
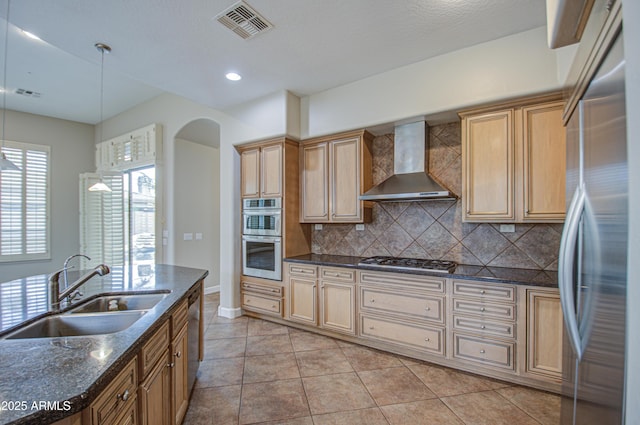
[370,299,375,303]
[480,349,485,354]
[480,290,486,294]
[480,325,486,329]
[292,267,312,274]
[117,389,130,402]
[369,326,374,330]
[425,338,430,342]
[272,305,276,309]
[425,307,430,311]
[480,307,486,312]
[246,299,251,303]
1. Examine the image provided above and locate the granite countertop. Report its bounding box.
[0,264,208,425]
[284,254,558,287]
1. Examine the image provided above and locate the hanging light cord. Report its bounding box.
[2,0,10,151]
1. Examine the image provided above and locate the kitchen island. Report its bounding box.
[0,264,207,425]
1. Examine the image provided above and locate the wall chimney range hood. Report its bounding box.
[360,121,457,202]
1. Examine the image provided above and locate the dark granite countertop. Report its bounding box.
[0,264,208,425]
[284,254,558,287]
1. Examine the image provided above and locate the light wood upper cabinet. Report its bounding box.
[301,143,329,221]
[462,110,515,221]
[300,130,373,223]
[522,102,566,221]
[460,95,566,223]
[240,143,283,198]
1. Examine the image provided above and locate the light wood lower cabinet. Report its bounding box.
[139,349,171,425]
[523,287,563,381]
[241,276,284,318]
[278,262,563,392]
[85,357,138,425]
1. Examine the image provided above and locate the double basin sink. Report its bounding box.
[3,291,170,340]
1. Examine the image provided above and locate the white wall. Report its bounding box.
[623,0,640,422]
[174,138,220,289]
[300,26,564,138]
[0,110,94,282]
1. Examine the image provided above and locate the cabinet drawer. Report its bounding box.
[242,280,283,296]
[452,315,516,339]
[360,287,444,324]
[453,333,515,371]
[139,321,170,378]
[242,293,282,316]
[360,315,444,356]
[288,263,318,277]
[359,271,445,293]
[109,397,138,425]
[320,266,355,282]
[452,280,515,302]
[452,298,516,320]
[89,356,138,425]
[171,300,189,337]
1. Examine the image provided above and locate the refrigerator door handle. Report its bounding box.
[558,183,586,360]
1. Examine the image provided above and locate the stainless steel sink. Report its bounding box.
[4,311,147,339]
[67,292,169,314]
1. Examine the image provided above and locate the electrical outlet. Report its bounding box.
[499,224,516,233]
[355,224,365,231]
[195,233,203,240]
[183,233,193,241]
[314,224,323,230]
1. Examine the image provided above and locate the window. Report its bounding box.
[0,141,50,262]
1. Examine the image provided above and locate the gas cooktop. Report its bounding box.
[358,256,457,273]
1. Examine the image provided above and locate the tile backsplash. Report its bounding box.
[311,122,562,271]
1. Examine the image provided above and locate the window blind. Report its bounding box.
[79,172,125,269]
[0,141,50,262]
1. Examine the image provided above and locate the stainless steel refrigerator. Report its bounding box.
[559,29,628,424]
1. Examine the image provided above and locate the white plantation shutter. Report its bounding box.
[79,173,125,270]
[0,141,50,261]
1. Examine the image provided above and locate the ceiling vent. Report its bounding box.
[15,88,42,98]
[216,1,273,40]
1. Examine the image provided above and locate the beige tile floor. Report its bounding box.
[184,293,561,425]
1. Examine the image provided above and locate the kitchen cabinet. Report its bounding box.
[300,130,373,223]
[449,279,517,372]
[240,143,283,198]
[358,270,446,356]
[138,300,190,425]
[523,288,563,381]
[85,357,138,425]
[286,264,356,335]
[460,95,566,223]
[241,276,284,317]
[319,267,356,335]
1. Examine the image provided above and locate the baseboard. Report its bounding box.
[204,285,220,295]
[218,305,243,319]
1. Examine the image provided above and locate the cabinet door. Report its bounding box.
[463,110,515,222]
[139,351,171,425]
[330,137,361,222]
[260,144,283,198]
[241,148,261,198]
[320,281,355,335]
[522,102,566,221]
[526,289,563,380]
[172,323,189,425]
[300,143,329,222]
[289,277,317,325]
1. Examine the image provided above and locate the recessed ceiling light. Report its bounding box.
[22,30,42,41]
[225,72,242,81]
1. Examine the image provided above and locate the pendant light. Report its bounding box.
[0,0,20,172]
[88,42,112,192]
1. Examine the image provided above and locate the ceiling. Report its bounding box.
[2,0,547,125]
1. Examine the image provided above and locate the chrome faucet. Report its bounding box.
[49,263,111,310]
[63,254,90,291]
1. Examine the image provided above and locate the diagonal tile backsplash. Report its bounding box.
[311,122,562,271]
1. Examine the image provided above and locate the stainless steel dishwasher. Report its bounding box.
[186,283,202,394]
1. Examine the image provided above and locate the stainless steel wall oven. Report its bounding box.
[242,198,282,281]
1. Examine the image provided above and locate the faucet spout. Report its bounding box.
[50,264,111,310]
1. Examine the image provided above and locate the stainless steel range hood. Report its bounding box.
[360,121,457,202]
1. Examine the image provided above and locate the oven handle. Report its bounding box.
[242,209,281,216]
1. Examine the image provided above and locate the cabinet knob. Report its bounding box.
[425,338,430,342]
[168,362,175,368]
[175,351,182,358]
[246,299,251,303]
[425,307,430,311]
[480,325,486,329]
[271,305,276,309]
[479,349,486,354]
[480,290,485,294]
[117,389,130,402]
[370,299,375,303]
[480,307,486,312]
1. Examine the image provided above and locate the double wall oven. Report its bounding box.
[242,198,282,281]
